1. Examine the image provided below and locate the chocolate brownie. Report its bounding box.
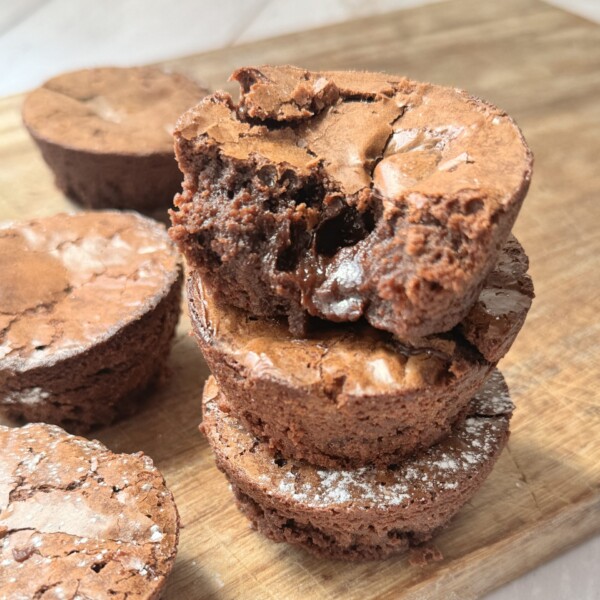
[22,67,208,212]
[201,370,512,560]
[188,236,531,468]
[171,65,533,337]
[0,211,182,431]
[0,423,179,599]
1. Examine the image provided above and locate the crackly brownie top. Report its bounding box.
[0,423,179,599]
[191,274,460,395]
[189,236,531,397]
[0,211,181,373]
[23,67,207,154]
[176,64,531,207]
[203,369,512,510]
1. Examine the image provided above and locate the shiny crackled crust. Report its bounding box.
[201,371,512,560]
[0,423,179,599]
[188,236,531,468]
[22,67,207,155]
[171,65,533,338]
[0,211,183,430]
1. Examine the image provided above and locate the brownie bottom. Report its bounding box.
[34,137,182,214]
[1,279,181,432]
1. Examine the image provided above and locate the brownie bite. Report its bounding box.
[22,67,208,213]
[171,65,532,338]
[0,423,179,599]
[0,211,182,431]
[188,236,532,468]
[201,371,512,561]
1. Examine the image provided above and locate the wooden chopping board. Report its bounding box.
[1,0,599,597]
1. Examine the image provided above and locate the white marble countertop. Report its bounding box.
[0,1,598,598]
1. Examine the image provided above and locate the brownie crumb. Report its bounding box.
[409,544,444,567]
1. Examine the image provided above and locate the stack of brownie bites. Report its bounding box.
[0,60,534,592]
[170,66,534,559]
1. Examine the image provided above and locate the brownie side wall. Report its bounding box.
[204,342,491,468]
[31,134,183,212]
[190,283,494,468]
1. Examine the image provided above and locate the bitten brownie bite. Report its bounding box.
[22,66,208,212]
[171,65,533,337]
[0,423,179,599]
[201,371,512,561]
[0,211,182,431]
[188,236,532,468]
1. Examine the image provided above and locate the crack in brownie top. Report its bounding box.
[171,65,533,338]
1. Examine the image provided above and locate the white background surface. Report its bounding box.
[1,1,598,598]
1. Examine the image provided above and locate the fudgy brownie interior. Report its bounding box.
[171,66,533,338]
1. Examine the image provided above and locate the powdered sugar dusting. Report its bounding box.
[271,468,410,507]
[3,387,50,406]
[473,370,514,416]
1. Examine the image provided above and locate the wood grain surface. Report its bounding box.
[1,0,599,598]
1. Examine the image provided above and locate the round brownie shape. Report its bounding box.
[201,371,512,561]
[0,211,182,431]
[170,65,533,338]
[188,236,532,468]
[22,66,208,212]
[0,423,179,599]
